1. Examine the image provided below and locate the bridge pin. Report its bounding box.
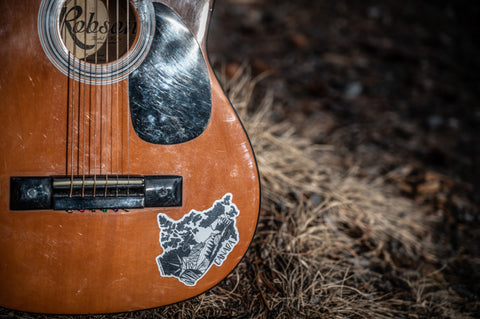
[102,209,108,213]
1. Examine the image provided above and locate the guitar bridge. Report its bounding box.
[10,175,182,211]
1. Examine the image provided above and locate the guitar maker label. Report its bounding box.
[156,194,240,286]
[38,0,155,84]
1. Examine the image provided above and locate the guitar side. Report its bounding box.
[0,0,260,314]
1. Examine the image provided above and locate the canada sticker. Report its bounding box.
[156,193,240,286]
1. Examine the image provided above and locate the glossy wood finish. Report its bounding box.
[0,0,259,314]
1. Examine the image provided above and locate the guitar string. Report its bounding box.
[76,0,83,196]
[126,0,130,197]
[86,0,91,196]
[69,0,78,198]
[99,0,105,195]
[116,0,120,197]
[82,0,87,197]
[86,0,93,196]
[65,11,71,179]
[104,0,110,197]
[93,0,99,197]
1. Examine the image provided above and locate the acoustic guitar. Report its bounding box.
[0,0,260,314]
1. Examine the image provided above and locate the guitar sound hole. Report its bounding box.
[59,0,137,64]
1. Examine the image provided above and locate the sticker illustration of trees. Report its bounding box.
[156,193,240,286]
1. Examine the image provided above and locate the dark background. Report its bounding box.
[208,0,480,310]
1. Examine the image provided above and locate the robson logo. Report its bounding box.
[59,0,137,63]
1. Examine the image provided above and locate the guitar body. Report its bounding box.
[0,0,259,314]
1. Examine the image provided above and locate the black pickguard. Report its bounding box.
[129,2,211,145]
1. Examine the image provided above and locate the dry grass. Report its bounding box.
[153,69,464,318]
[1,69,469,318]
[206,69,458,318]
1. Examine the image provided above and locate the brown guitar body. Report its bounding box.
[0,0,259,314]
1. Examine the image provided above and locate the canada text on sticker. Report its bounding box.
[156,193,240,286]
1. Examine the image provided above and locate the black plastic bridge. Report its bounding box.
[10,175,182,211]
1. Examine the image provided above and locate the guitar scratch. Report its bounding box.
[108,276,128,288]
[16,134,25,151]
[27,74,35,86]
[223,113,236,123]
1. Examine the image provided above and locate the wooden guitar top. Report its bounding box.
[0,0,259,314]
